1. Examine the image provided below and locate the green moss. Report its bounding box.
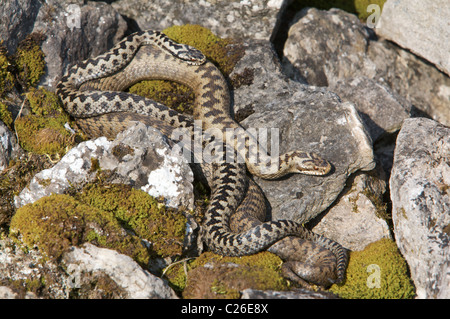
[10,184,187,266]
[76,184,187,258]
[129,80,195,114]
[9,193,149,265]
[165,251,288,297]
[0,46,15,97]
[0,154,52,232]
[163,24,243,76]
[329,239,415,299]
[129,24,244,115]
[15,88,78,156]
[0,102,13,129]
[13,33,46,88]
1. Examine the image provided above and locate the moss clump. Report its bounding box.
[76,183,187,258]
[0,45,15,97]
[0,154,53,233]
[13,33,46,88]
[329,239,415,299]
[10,183,188,266]
[129,24,244,115]
[15,88,78,156]
[165,251,288,298]
[163,24,243,76]
[0,102,13,129]
[9,194,149,265]
[129,80,195,114]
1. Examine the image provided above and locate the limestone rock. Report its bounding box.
[0,0,41,54]
[282,8,450,127]
[390,118,450,299]
[232,40,375,222]
[376,0,450,76]
[241,288,337,299]
[330,76,411,143]
[0,121,20,171]
[311,170,391,251]
[62,243,177,299]
[111,0,290,41]
[15,123,194,210]
[31,0,127,88]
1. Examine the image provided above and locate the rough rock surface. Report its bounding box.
[0,237,67,299]
[0,0,41,54]
[62,243,177,299]
[241,288,337,299]
[312,170,391,251]
[390,118,450,299]
[15,123,194,210]
[111,0,289,41]
[29,0,127,88]
[330,76,411,143]
[282,8,450,127]
[376,0,450,77]
[232,40,375,222]
[0,121,20,171]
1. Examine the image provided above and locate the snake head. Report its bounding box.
[293,151,332,176]
[176,46,207,66]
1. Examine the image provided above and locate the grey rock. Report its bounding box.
[330,76,412,142]
[111,0,290,41]
[390,118,450,299]
[0,121,20,171]
[376,0,450,77]
[241,288,337,299]
[15,123,194,210]
[0,0,41,54]
[282,8,450,127]
[0,237,67,299]
[62,243,178,299]
[31,0,127,88]
[232,40,375,222]
[312,169,391,251]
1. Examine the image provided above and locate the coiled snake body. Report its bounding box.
[56,30,348,287]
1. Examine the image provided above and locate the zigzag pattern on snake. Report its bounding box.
[56,30,348,287]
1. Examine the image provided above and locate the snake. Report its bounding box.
[56,30,348,287]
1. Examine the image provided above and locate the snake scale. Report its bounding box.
[56,30,348,287]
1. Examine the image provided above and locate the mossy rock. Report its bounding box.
[329,238,415,299]
[10,184,188,266]
[129,24,244,115]
[0,102,13,129]
[165,251,288,298]
[0,46,15,98]
[10,193,149,265]
[13,33,46,88]
[76,183,187,258]
[15,88,79,156]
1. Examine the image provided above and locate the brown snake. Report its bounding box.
[56,30,348,287]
